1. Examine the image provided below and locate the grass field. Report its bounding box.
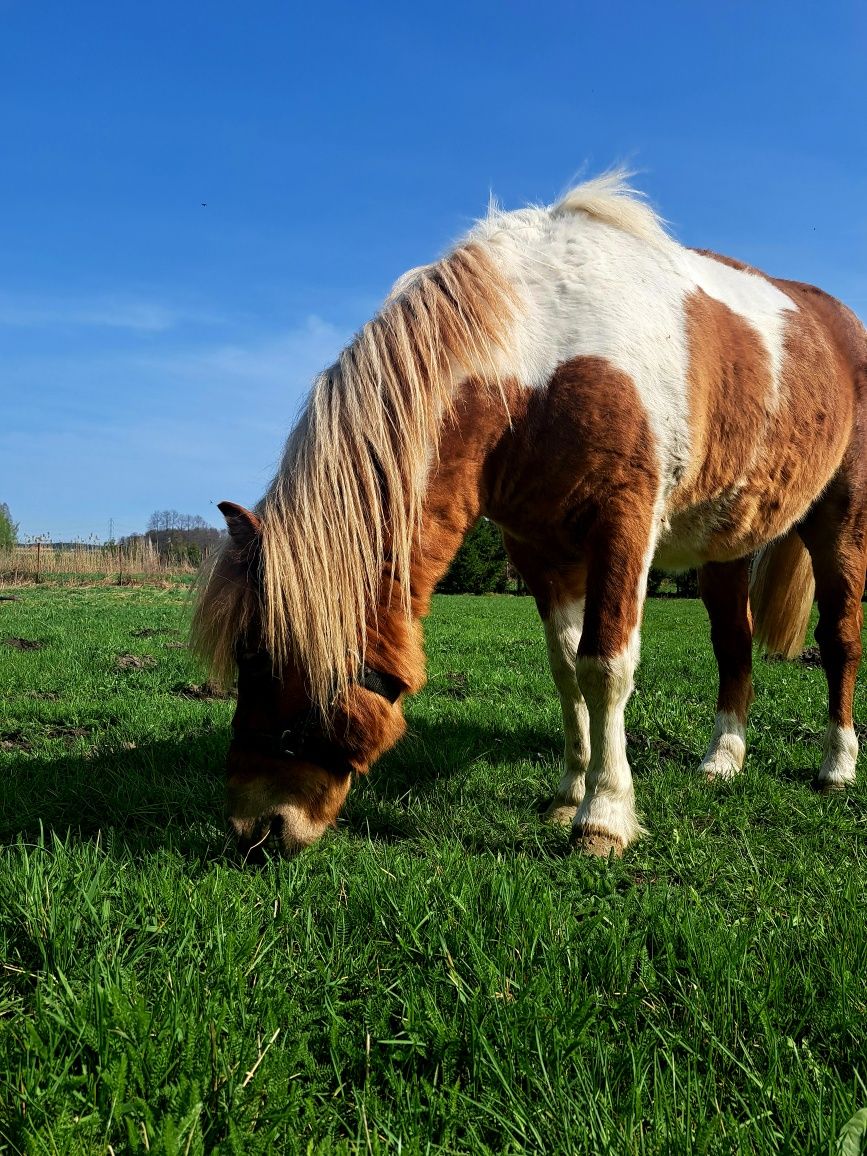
[1,586,866,1154]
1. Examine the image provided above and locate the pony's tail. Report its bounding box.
[749,529,815,658]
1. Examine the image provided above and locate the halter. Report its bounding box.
[230,664,404,775]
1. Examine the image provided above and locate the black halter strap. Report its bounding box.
[230,664,404,773]
[357,664,404,705]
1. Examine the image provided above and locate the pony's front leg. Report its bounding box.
[501,540,589,825]
[542,598,591,825]
[571,522,653,856]
[698,559,753,780]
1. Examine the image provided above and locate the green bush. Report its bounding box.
[672,568,700,597]
[0,502,17,551]
[647,567,700,597]
[438,518,509,594]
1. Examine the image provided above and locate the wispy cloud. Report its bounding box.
[143,315,344,384]
[0,294,220,332]
[1,314,353,540]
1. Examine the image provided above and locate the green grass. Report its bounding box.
[1,586,866,1154]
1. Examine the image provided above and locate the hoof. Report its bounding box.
[699,757,740,783]
[813,778,847,795]
[543,802,578,827]
[702,765,738,784]
[569,826,624,858]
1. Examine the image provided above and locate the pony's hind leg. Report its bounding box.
[800,493,866,791]
[698,559,753,781]
[502,541,589,825]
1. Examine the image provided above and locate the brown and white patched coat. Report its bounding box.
[194,174,867,859]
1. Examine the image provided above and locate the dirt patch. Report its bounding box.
[174,682,236,701]
[24,690,61,701]
[45,724,93,742]
[163,641,187,650]
[628,871,662,887]
[0,595,20,602]
[0,724,93,749]
[129,627,168,639]
[764,645,824,668]
[0,730,32,752]
[3,637,44,651]
[115,653,157,671]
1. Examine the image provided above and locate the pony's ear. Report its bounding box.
[218,501,262,547]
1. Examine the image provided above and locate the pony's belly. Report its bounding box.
[655,483,814,571]
[653,513,711,570]
[656,393,851,570]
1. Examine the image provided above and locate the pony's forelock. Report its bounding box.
[190,540,260,689]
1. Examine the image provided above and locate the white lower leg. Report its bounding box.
[546,696,589,823]
[573,642,643,850]
[543,604,590,824]
[699,711,746,781]
[817,722,858,788]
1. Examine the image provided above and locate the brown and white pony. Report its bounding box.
[192,173,867,859]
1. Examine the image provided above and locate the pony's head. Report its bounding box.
[194,501,412,858]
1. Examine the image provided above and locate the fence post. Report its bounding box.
[35,541,41,583]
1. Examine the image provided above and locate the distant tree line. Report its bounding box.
[0,496,704,592]
[438,518,701,597]
[146,510,213,533]
[121,510,224,567]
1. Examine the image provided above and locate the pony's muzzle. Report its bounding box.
[226,765,352,862]
[230,812,308,862]
[229,803,325,860]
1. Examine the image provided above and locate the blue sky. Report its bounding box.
[2,0,865,541]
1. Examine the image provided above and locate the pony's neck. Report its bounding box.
[363,384,515,693]
[325,383,515,775]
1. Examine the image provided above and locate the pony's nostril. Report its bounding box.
[233,818,272,864]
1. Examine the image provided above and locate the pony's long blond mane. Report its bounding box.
[192,241,518,710]
[192,173,666,709]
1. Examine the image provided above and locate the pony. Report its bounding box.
[192,172,867,859]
